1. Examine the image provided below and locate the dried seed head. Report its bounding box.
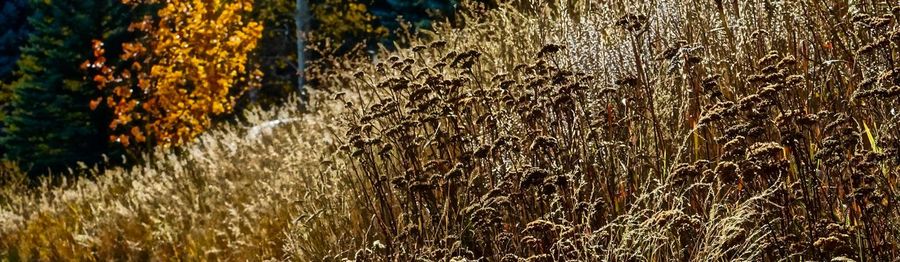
[409,181,433,192]
[469,207,501,228]
[785,75,803,85]
[523,219,557,235]
[722,136,747,158]
[500,254,520,262]
[750,29,769,39]
[616,13,648,32]
[738,94,761,111]
[444,163,464,180]
[747,74,766,83]
[379,144,393,156]
[521,167,551,190]
[530,136,558,152]
[615,76,638,86]
[538,44,565,57]
[686,55,702,65]
[759,86,778,98]
[525,254,550,262]
[474,144,491,158]
[671,163,700,182]
[703,74,721,88]
[814,236,850,254]
[748,142,783,160]
[759,51,780,65]
[715,161,739,180]
[766,70,786,82]
[388,176,410,191]
[776,56,797,68]
[547,173,570,189]
[429,40,447,50]
[656,40,686,60]
[649,209,685,227]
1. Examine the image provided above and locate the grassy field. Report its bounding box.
[3,0,900,261]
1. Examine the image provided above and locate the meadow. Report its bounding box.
[2,0,900,261]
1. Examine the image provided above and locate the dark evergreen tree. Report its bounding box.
[369,0,458,44]
[243,0,469,109]
[1,0,131,174]
[0,0,33,157]
[244,0,300,109]
[0,0,31,84]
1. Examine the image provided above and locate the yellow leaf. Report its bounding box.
[863,121,880,153]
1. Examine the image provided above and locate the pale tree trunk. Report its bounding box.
[295,0,310,106]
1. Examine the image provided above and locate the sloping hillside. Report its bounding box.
[0,95,364,260]
[3,1,900,261]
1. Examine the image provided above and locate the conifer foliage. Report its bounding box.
[1,0,130,173]
[0,0,32,157]
[0,0,31,85]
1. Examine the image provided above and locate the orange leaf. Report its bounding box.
[131,126,146,143]
[89,98,102,110]
[94,56,106,67]
[91,39,105,57]
[120,135,130,147]
[93,75,107,84]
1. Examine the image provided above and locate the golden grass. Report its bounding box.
[0,95,365,260]
[3,0,900,261]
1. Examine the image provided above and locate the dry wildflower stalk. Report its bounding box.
[3,0,900,261]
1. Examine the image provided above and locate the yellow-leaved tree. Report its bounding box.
[85,0,263,147]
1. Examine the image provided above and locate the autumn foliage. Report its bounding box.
[86,0,263,147]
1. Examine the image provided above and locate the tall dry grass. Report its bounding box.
[328,0,900,260]
[2,0,900,261]
[0,95,366,260]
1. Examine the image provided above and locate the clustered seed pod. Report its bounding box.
[537,44,565,58]
[521,167,551,190]
[530,136,558,152]
[747,142,783,160]
[656,40,687,61]
[670,163,699,184]
[616,13,648,32]
[328,10,900,258]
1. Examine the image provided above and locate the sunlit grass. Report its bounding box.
[3,1,900,261]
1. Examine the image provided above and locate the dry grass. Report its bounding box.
[3,0,900,261]
[0,95,364,260]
